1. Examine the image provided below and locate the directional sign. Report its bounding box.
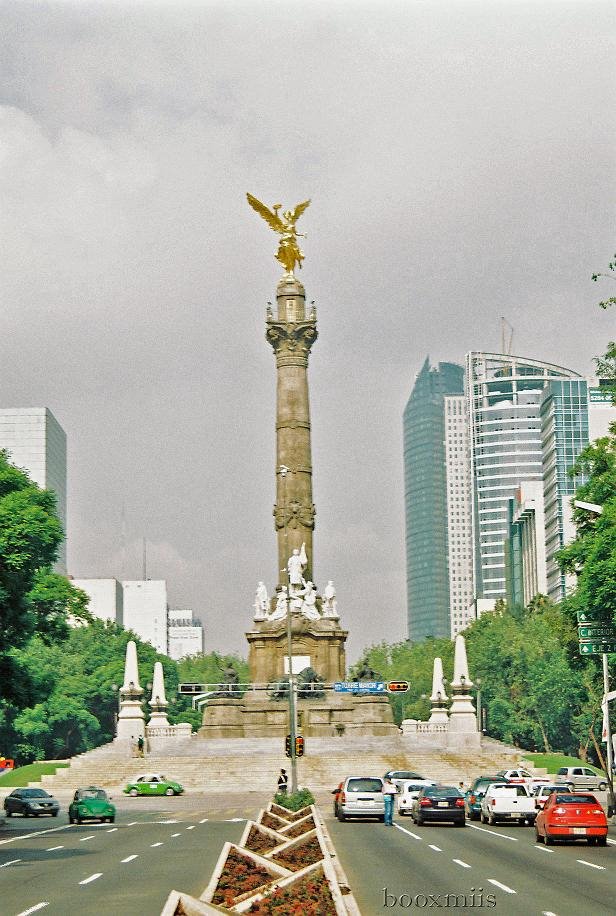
[579,642,616,656]
[579,625,616,640]
[334,681,386,694]
[576,611,610,625]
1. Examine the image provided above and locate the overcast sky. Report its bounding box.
[1,1,614,661]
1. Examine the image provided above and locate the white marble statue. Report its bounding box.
[253,581,269,619]
[269,586,288,621]
[287,543,307,589]
[322,580,338,617]
[301,581,320,621]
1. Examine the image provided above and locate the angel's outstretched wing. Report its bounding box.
[291,199,311,222]
[246,193,286,233]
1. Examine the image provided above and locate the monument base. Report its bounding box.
[198,691,398,739]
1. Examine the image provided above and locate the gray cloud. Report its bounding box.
[0,1,614,660]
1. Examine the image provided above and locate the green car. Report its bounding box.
[123,773,184,797]
[69,787,116,824]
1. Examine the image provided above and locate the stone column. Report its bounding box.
[148,661,170,729]
[116,640,145,741]
[428,656,449,725]
[267,275,317,585]
[447,634,480,749]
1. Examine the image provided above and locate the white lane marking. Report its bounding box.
[0,858,22,867]
[606,838,616,846]
[0,824,68,847]
[126,821,138,826]
[453,858,471,868]
[46,845,64,851]
[488,879,517,894]
[223,817,244,822]
[150,842,164,847]
[534,845,554,853]
[186,825,196,830]
[577,859,605,871]
[158,819,178,824]
[171,832,181,837]
[394,824,421,840]
[79,873,102,885]
[428,844,442,852]
[121,855,139,863]
[106,828,117,833]
[543,912,559,915]
[199,818,208,824]
[15,905,49,916]
[80,835,96,842]
[468,824,518,842]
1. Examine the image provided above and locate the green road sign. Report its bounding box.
[578,625,616,640]
[579,642,616,655]
[576,611,611,625]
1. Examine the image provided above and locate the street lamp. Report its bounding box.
[280,465,298,795]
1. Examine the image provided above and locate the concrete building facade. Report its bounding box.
[0,407,67,571]
[167,610,204,660]
[72,578,123,626]
[122,580,168,655]
[443,395,474,637]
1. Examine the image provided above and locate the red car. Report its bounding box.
[535,791,608,845]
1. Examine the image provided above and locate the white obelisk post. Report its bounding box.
[447,635,480,749]
[116,640,145,742]
[428,657,449,725]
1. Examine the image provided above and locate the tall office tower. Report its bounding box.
[122,580,168,655]
[443,395,474,637]
[0,407,67,572]
[167,610,204,660]
[466,353,581,602]
[71,578,124,626]
[403,358,465,641]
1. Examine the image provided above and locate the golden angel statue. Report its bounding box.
[247,193,311,276]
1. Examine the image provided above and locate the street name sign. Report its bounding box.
[578,625,616,640]
[579,642,616,656]
[334,681,386,694]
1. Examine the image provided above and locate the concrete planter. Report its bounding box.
[202,842,291,909]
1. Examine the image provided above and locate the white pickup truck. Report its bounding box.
[480,783,536,826]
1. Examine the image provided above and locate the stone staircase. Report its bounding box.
[37,735,530,793]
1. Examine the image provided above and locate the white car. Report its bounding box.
[397,779,437,816]
[532,783,571,810]
[480,783,536,825]
[495,768,550,787]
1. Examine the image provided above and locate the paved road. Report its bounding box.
[0,792,267,916]
[323,802,615,915]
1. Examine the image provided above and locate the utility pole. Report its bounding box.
[603,654,615,814]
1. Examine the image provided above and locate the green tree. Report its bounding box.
[592,253,616,310]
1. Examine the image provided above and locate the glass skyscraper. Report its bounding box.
[403,358,465,641]
[466,353,581,602]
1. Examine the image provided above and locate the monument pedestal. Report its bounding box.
[246,613,347,684]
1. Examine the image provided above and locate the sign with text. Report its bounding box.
[334,681,386,694]
[578,625,616,640]
[579,642,616,656]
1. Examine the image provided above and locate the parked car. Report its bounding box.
[411,785,466,827]
[532,784,571,810]
[495,768,549,787]
[383,770,425,789]
[3,788,60,818]
[123,773,184,796]
[464,776,501,821]
[69,787,116,824]
[397,780,437,816]
[480,783,536,826]
[554,766,608,791]
[535,791,608,845]
[336,776,385,822]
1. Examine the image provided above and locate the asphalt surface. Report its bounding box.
[0,791,266,916]
[320,798,616,916]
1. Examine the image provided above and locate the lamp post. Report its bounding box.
[475,677,482,733]
[280,465,298,795]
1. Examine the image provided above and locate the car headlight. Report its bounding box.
[29,803,42,809]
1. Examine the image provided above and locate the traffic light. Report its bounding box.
[285,734,292,757]
[295,735,305,757]
[387,681,410,693]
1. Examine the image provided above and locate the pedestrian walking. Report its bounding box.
[277,768,288,795]
[382,776,397,826]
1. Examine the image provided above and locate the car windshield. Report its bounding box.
[556,795,599,805]
[426,786,462,797]
[390,772,420,779]
[79,789,107,800]
[19,789,50,798]
[403,784,426,792]
[347,778,382,792]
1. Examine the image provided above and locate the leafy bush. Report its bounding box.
[273,788,315,811]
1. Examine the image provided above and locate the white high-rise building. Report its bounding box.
[71,578,123,626]
[443,395,474,636]
[466,353,581,602]
[0,407,67,572]
[167,610,204,660]
[122,580,168,655]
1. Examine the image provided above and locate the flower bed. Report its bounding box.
[283,816,315,837]
[245,867,337,915]
[211,849,278,908]
[270,801,310,820]
[244,826,280,855]
[271,835,323,872]
[260,812,289,831]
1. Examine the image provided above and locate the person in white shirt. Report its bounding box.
[382,777,397,825]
